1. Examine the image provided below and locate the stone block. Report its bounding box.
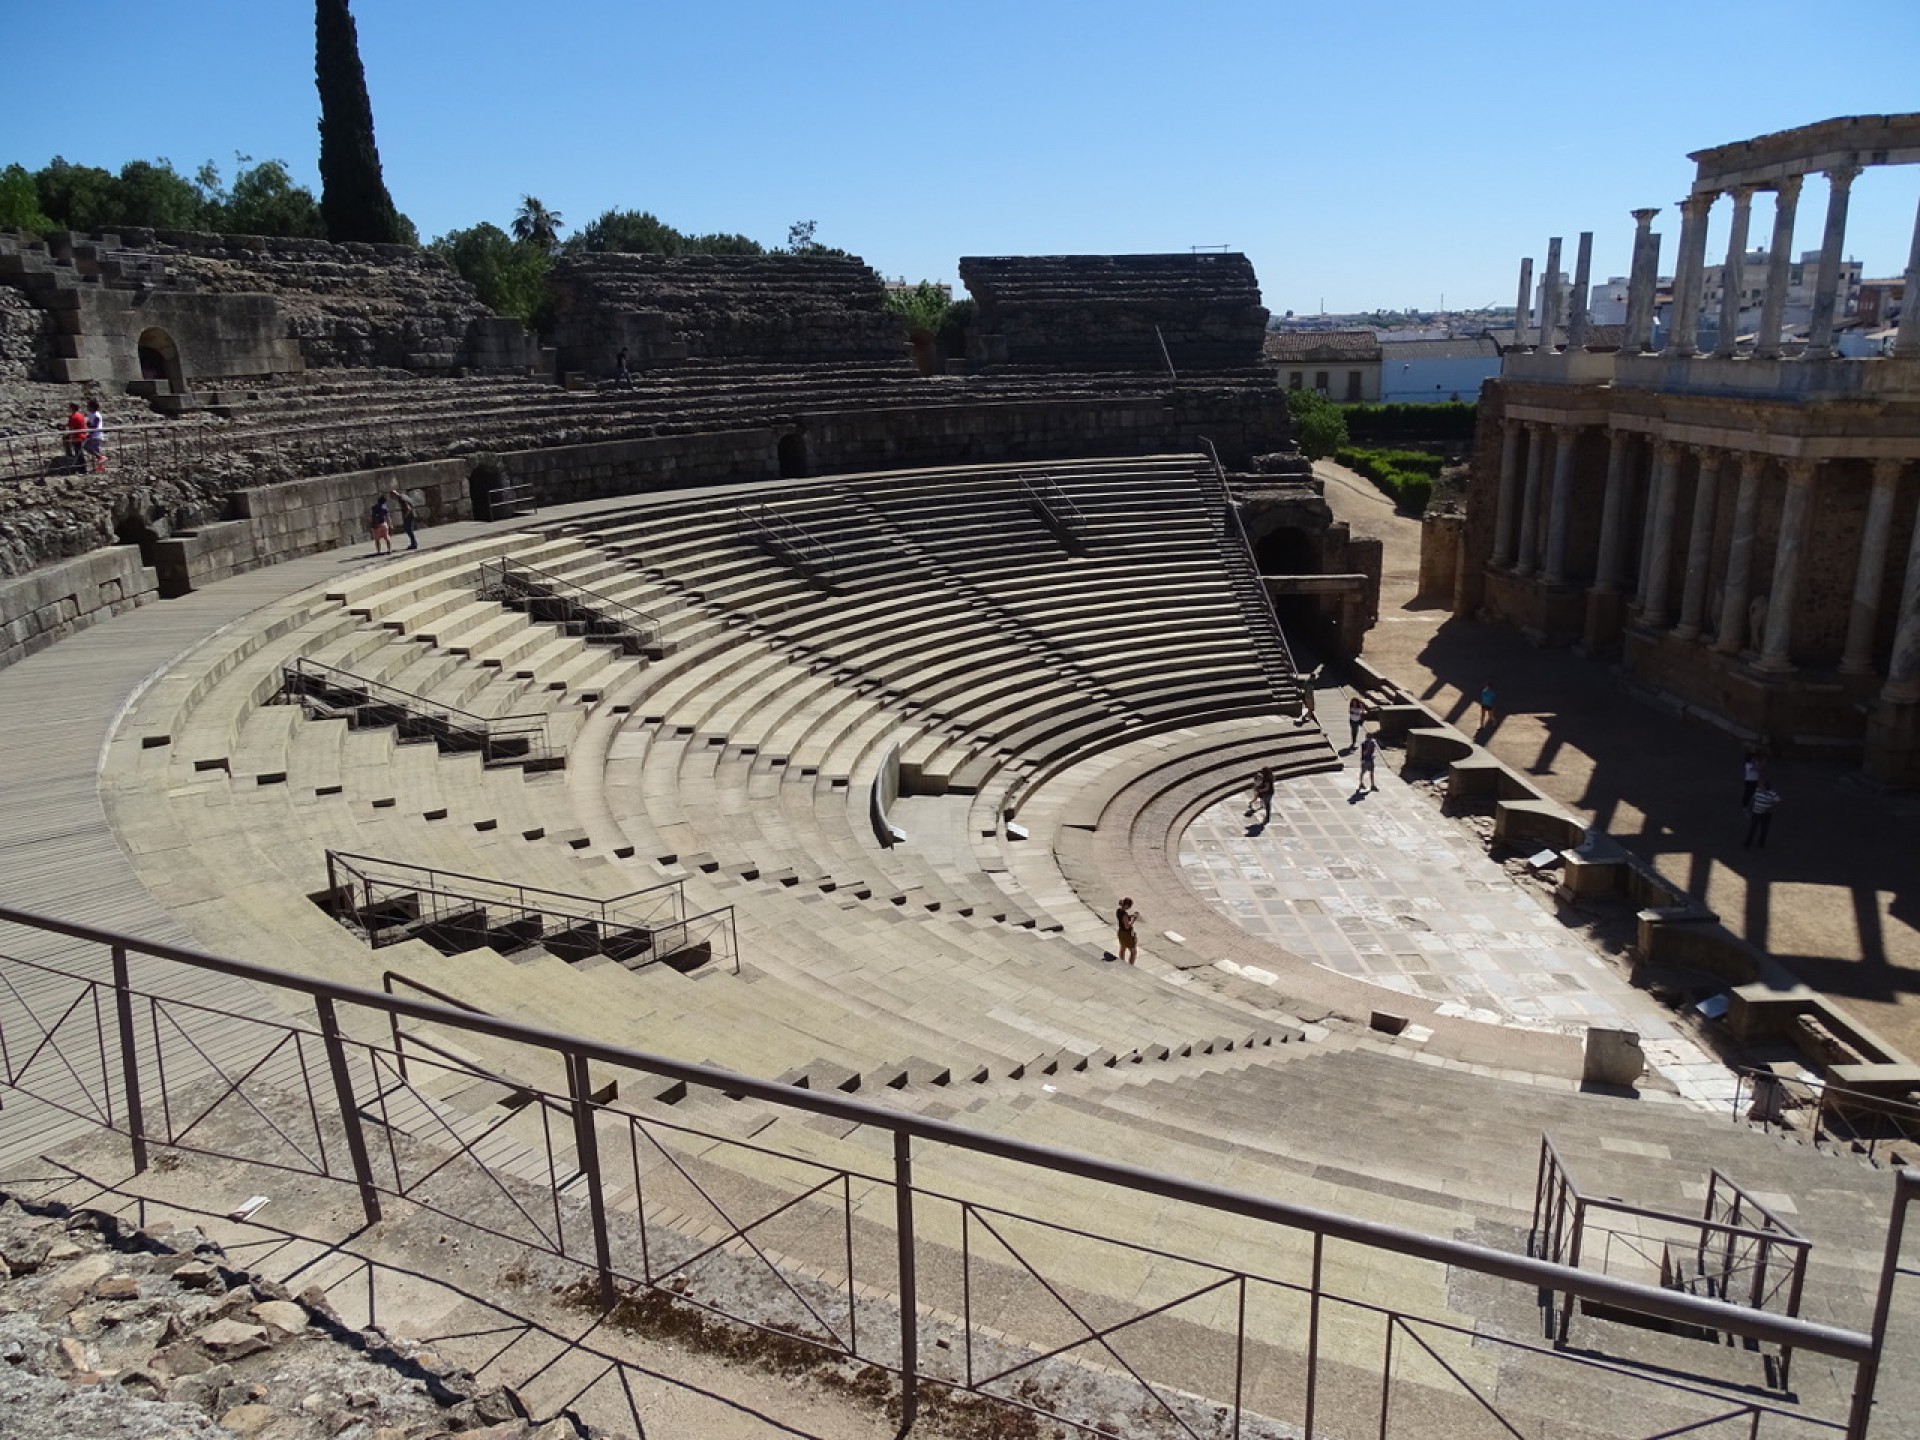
[1582,1027,1644,1086]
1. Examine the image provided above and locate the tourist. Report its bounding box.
[1743,782,1779,849]
[1297,677,1317,726]
[1347,695,1366,750]
[63,404,88,473]
[1740,750,1763,810]
[84,402,106,473]
[1478,681,1497,730]
[389,488,419,550]
[1247,765,1275,823]
[1115,897,1139,965]
[1359,731,1379,790]
[369,493,392,556]
[616,347,632,387]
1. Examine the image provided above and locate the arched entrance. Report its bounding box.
[468,458,505,521]
[136,328,185,392]
[777,429,809,480]
[1254,526,1323,637]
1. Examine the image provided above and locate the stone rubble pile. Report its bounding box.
[0,1193,614,1440]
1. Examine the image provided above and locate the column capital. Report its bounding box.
[1631,207,1660,228]
[1773,173,1804,203]
[1824,161,1862,192]
[1653,439,1685,465]
[1679,192,1717,219]
[1871,457,1907,485]
[1728,184,1756,205]
[1737,450,1769,480]
[1784,457,1819,486]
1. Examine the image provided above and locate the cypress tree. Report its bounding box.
[315,0,404,244]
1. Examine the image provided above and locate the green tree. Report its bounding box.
[432,222,551,324]
[314,0,406,244]
[34,158,119,231]
[114,159,207,229]
[511,195,563,253]
[0,165,53,232]
[567,208,685,255]
[1284,387,1349,460]
[883,281,951,336]
[229,160,324,236]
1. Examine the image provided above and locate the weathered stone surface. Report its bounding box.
[249,1300,307,1336]
[191,1317,270,1360]
[0,1233,50,1273]
[217,1400,277,1434]
[46,1253,113,1303]
[93,1275,140,1301]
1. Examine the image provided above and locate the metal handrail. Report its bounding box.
[739,502,836,584]
[476,556,662,652]
[0,900,1882,1371]
[1195,438,1300,692]
[1731,1062,1920,1162]
[1017,471,1087,548]
[283,656,551,763]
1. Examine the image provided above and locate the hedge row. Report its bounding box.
[1343,401,1477,444]
[1336,446,1437,514]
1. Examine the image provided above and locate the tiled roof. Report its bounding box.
[1378,336,1500,361]
[1263,329,1382,363]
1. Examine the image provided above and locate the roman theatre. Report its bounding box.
[0,128,1916,1439]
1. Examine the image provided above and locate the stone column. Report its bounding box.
[1882,504,1920,703]
[1491,421,1524,566]
[1544,425,1579,585]
[1713,453,1767,654]
[1755,176,1803,361]
[1633,446,1661,607]
[1667,194,1715,358]
[1758,460,1819,673]
[1803,164,1860,361]
[1540,237,1564,351]
[1516,424,1548,577]
[1674,451,1727,639]
[1841,459,1906,674]
[1623,209,1661,354]
[1592,431,1634,592]
[1895,193,1920,359]
[1514,258,1535,350]
[1640,442,1683,626]
[1567,232,1594,349]
[1714,189,1755,357]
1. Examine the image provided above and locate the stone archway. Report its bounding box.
[136,327,185,392]
[777,429,810,480]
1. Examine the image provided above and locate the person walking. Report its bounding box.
[1347,695,1366,750]
[1743,782,1779,848]
[1358,731,1378,790]
[84,402,106,473]
[369,493,392,556]
[1477,681,1497,730]
[389,488,419,550]
[63,404,88,473]
[1115,897,1140,965]
[1247,765,1275,823]
[1740,751,1763,810]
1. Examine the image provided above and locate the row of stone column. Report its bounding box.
[1524,167,1920,359]
[1490,421,1920,698]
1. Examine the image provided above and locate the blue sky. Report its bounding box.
[6,1,1918,315]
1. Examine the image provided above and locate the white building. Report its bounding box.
[1587,276,1630,326]
[1378,336,1501,403]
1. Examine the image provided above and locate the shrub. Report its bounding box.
[1284,387,1349,459]
[1336,446,1438,514]
[1343,401,1477,445]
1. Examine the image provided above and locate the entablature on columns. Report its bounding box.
[1687,112,1920,193]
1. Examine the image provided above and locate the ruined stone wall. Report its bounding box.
[0,544,157,668]
[0,285,55,381]
[959,253,1270,371]
[547,253,908,377]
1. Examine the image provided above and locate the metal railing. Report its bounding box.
[475,557,664,657]
[1532,1134,1814,1384]
[738,503,836,588]
[1196,439,1300,701]
[1018,471,1088,551]
[281,656,554,769]
[487,481,538,521]
[1733,1063,1920,1164]
[325,851,736,976]
[0,902,1907,1440]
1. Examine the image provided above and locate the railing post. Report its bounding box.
[315,996,383,1226]
[1376,1314,1394,1440]
[893,1130,919,1426]
[566,1051,617,1308]
[1556,1198,1586,1346]
[1845,1169,1918,1440]
[110,945,148,1174]
[1305,1230,1323,1439]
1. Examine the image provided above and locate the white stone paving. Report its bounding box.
[1179,766,1739,1109]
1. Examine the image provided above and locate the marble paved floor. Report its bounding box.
[1178,763,1738,1108]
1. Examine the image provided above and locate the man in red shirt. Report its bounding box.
[64,404,88,473]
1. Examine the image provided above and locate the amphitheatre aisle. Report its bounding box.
[1317,457,1920,1062]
